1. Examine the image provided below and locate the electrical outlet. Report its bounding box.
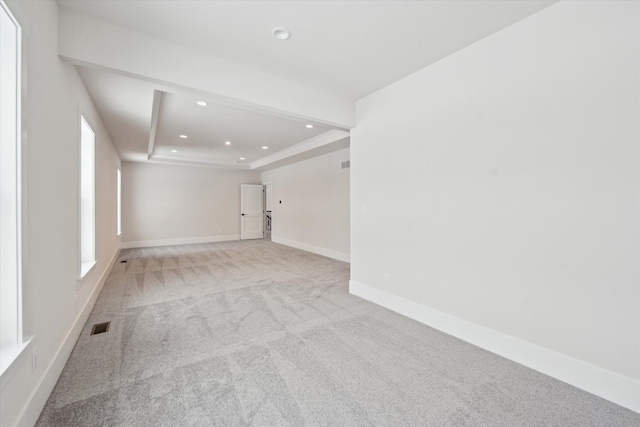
[32,348,38,373]
[361,206,367,215]
[218,228,223,235]
[384,274,390,285]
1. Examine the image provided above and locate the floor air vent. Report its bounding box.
[91,322,110,335]
[120,260,128,263]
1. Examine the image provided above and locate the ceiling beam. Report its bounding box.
[148,154,251,170]
[58,8,355,129]
[144,130,349,170]
[249,130,350,170]
[147,90,162,160]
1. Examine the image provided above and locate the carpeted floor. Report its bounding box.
[37,240,639,426]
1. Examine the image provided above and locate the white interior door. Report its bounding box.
[240,184,264,239]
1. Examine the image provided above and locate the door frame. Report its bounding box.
[263,182,273,239]
[240,184,264,240]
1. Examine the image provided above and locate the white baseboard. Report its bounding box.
[349,279,640,413]
[15,249,120,427]
[120,234,239,249]
[272,235,350,263]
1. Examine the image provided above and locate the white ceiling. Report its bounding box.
[153,92,332,165]
[59,0,555,100]
[76,67,155,163]
[64,1,556,169]
[77,67,347,168]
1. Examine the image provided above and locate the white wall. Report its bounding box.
[2,1,121,426]
[351,0,639,411]
[121,162,260,246]
[262,148,350,262]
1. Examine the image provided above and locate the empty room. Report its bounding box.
[1,0,638,426]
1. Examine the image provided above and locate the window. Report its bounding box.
[116,167,121,236]
[1,0,26,376]
[79,116,96,278]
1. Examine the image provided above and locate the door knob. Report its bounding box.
[241,213,245,216]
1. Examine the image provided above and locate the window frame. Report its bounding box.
[0,0,32,386]
[116,167,121,236]
[78,115,96,280]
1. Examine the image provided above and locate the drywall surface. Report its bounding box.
[352,0,639,385]
[1,1,121,426]
[121,162,260,245]
[262,148,350,261]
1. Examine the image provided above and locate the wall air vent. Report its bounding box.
[91,321,111,335]
[341,160,350,169]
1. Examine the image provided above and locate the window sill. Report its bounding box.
[0,336,34,390]
[79,260,97,280]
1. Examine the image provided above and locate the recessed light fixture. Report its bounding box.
[306,124,314,128]
[179,134,188,139]
[239,157,245,160]
[272,27,291,40]
[196,101,208,107]
[262,146,269,150]
[225,141,231,145]
[171,149,178,153]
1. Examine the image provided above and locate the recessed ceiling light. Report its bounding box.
[179,134,188,139]
[306,124,314,128]
[171,149,178,153]
[262,146,269,150]
[225,141,231,145]
[239,157,245,160]
[196,101,208,106]
[272,27,291,40]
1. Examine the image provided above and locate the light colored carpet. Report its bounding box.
[37,240,639,426]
